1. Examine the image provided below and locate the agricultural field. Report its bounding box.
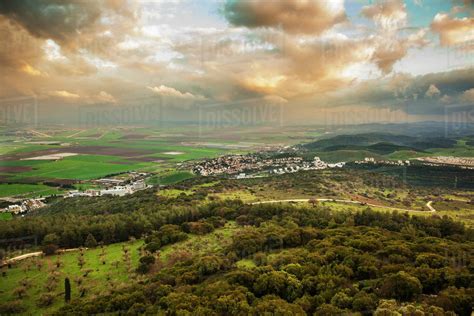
[0,184,63,198]
[1,125,333,198]
[2,125,474,199]
[0,126,238,198]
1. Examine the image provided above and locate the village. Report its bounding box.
[66,178,149,198]
[192,154,346,177]
[354,157,411,166]
[0,172,152,216]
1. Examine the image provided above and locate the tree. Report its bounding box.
[65,277,71,303]
[254,271,302,302]
[253,295,306,315]
[0,301,26,314]
[309,198,319,207]
[196,255,223,276]
[379,271,422,301]
[37,293,55,307]
[84,234,98,248]
[41,233,60,255]
[352,292,377,315]
[144,241,161,253]
[136,255,155,274]
[13,286,27,299]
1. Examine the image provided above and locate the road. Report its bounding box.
[5,251,43,264]
[426,200,436,212]
[251,198,436,213]
[2,247,83,266]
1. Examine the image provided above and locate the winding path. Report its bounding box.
[251,198,436,213]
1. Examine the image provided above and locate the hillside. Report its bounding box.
[1,169,473,315]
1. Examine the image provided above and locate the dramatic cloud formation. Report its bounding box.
[0,0,472,123]
[223,0,346,34]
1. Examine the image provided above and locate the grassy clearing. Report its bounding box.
[0,212,12,221]
[147,171,194,186]
[0,240,143,315]
[208,190,258,203]
[160,222,237,261]
[157,188,194,198]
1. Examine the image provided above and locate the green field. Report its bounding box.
[0,240,143,315]
[160,221,237,260]
[0,212,12,221]
[147,171,195,186]
[0,184,63,198]
[0,126,245,198]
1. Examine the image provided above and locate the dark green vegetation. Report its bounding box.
[0,168,473,315]
[349,163,474,189]
[7,203,472,315]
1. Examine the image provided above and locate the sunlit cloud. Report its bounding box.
[148,85,206,100]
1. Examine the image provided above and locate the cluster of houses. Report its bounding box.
[193,154,346,177]
[67,180,149,198]
[271,157,345,174]
[1,178,150,217]
[416,156,474,169]
[0,172,152,217]
[0,198,45,215]
[354,157,410,166]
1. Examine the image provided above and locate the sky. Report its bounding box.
[0,0,472,125]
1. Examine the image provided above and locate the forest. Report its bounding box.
[1,198,473,314]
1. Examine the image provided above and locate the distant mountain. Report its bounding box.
[302,133,416,150]
[301,133,458,155]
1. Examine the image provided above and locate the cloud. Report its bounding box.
[440,94,454,104]
[316,68,473,117]
[0,1,102,45]
[263,94,288,104]
[20,63,45,77]
[371,39,408,74]
[460,88,474,103]
[425,84,441,98]
[359,1,428,74]
[147,85,206,100]
[361,0,407,31]
[94,91,117,104]
[0,0,136,43]
[223,0,346,34]
[49,90,80,99]
[431,13,474,49]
